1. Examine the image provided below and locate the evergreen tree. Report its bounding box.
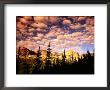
[61,49,66,65]
[56,56,60,65]
[35,46,42,70]
[93,49,94,56]
[87,50,91,58]
[71,52,74,62]
[17,47,21,59]
[77,52,80,61]
[36,46,42,60]
[45,42,52,67]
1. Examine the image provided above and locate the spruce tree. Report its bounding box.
[35,46,42,70]
[45,42,52,68]
[61,49,66,65]
[71,52,74,61]
[87,50,91,57]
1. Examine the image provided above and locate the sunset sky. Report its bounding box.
[16,16,94,54]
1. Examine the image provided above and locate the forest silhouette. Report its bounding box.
[16,42,94,74]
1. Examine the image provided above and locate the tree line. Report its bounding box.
[16,43,94,74]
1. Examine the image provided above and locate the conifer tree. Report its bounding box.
[36,46,42,67]
[71,52,74,62]
[45,42,52,67]
[87,50,91,57]
[61,49,66,65]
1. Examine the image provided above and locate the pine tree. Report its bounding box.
[93,49,94,56]
[35,46,42,67]
[87,50,91,57]
[45,42,52,67]
[76,52,80,62]
[71,52,74,61]
[37,46,42,58]
[61,49,66,65]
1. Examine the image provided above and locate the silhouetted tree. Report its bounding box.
[61,49,66,65]
[16,45,94,74]
[56,56,60,65]
[87,50,91,56]
[71,52,74,62]
[35,46,42,71]
[45,42,52,71]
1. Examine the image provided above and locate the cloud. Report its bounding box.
[16,22,25,30]
[34,16,48,24]
[71,32,83,37]
[31,23,38,28]
[32,33,44,41]
[16,40,34,48]
[48,16,58,24]
[69,24,75,29]
[37,33,44,39]
[36,23,47,29]
[31,22,47,32]
[70,23,84,30]
[85,25,94,33]
[16,16,94,53]
[32,37,41,41]
[19,18,28,24]
[78,16,86,21]
[83,35,94,44]
[46,27,66,39]
[23,16,32,20]
[86,18,94,26]
[31,22,47,29]
[42,38,49,44]
[63,19,71,25]
[28,28,35,32]
[57,35,65,40]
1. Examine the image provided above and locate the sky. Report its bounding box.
[16,16,94,54]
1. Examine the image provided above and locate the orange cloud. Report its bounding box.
[23,16,32,20]
[17,40,34,48]
[32,37,41,41]
[19,18,28,24]
[70,23,83,30]
[70,24,75,29]
[34,16,48,24]
[16,22,25,30]
[36,23,47,29]
[49,16,58,24]
[86,18,94,25]
[31,22,47,29]
[37,33,44,39]
[28,28,35,32]
[57,35,64,40]
[71,32,83,37]
[78,16,86,21]
[63,19,71,25]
